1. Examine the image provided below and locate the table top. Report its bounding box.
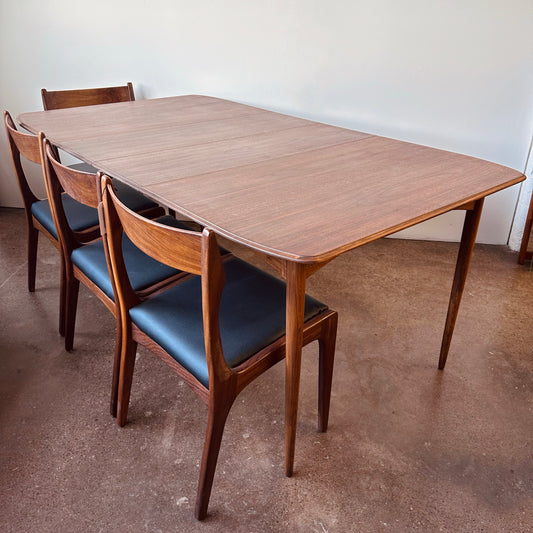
[18,95,525,263]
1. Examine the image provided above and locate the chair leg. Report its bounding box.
[318,312,338,433]
[195,394,234,520]
[63,273,80,352]
[110,320,122,418]
[116,334,138,427]
[27,225,38,293]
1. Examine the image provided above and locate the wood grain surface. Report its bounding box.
[19,95,524,262]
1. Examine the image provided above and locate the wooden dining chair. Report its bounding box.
[4,111,163,332]
[41,82,135,110]
[39,134,191,414]
[101,176,338,520]
[3,111,101,322]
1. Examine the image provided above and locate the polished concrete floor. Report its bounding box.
[1,207,531,533]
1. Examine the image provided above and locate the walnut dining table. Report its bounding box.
[18,95,525,477]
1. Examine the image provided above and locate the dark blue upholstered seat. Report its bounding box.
[32,194,100,239]
[129,257,328,388]
[31,168,159,240]
[112,179,159,213]
[70,215,189,300]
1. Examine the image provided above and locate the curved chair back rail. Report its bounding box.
[4,111,42,165]
[41,82,134,110]
[4,111,43,207]
[40,136,101,252]
[109,182,204,276]
[43,137,100,210]
[101,177,338,520]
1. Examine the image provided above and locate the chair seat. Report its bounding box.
[32,166,159,240]
[71,215,189,300]
[129,257,328,388]
[31,194,100,239]
[112,179,159,213]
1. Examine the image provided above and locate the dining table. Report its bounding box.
[18,94,525,477]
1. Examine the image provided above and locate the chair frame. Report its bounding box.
[39,135,185,414]
[101,176,338,520]
[4,111,101,337]
[41,82,135,110]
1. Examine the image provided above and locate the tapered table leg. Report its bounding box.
[439,198,484,369]
[284,261,307,477]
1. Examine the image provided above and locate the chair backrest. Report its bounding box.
[40,133,100,254]
[101,177,228,382]
[41,82,135,110]
[3,110,41,211]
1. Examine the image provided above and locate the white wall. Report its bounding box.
[509,136,533,250]
[1,0,532,246]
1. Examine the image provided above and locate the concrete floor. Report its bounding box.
[0,206,531,533]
